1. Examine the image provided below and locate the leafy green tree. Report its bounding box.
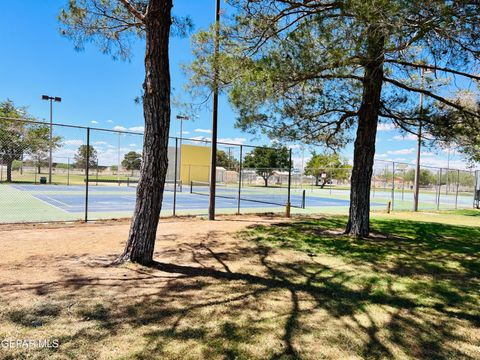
[187,0,480,236]
[74,145,98,171]
[122,151,142,175]
[305,153,350,188]
[0,100,60,182]
[60,0,192,265]
[427,90,480,164]
[216,150,238,170]
[403,169,436,186]
[29,125,62,174]
[243,146,290,186]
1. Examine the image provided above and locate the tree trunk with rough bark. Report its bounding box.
[117,0,172,265]
[346,29,385,237]
[6,161,12,182]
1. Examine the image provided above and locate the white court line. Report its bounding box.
[32,195,71,214]
[41,195,73,208]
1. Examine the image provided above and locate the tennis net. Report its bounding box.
[190,181,305,208]
[126,178,183,192]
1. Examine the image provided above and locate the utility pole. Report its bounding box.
[42,95,61,184]
[209,0,221,220]
[413,69,426,211]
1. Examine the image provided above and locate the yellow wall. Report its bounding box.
[180,144,211,184]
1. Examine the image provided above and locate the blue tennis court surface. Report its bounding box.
[10,183,358,214]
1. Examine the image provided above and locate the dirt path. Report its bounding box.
[0,215,287,292]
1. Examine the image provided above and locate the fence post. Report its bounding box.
[286,149,292,217]
[391,162,395,211]
[173,137,178,216]
[237,144,243,215]
[372,169,375,198]
[402,168,405,201]
[67,157,70,186]
[96,159,99,186]
[455,169,460,209]
[34,157,37,184]
[85,128,90,222]
[117,132,121,186]
[437,168,442,210]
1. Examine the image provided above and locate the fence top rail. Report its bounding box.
[374,158,478,172]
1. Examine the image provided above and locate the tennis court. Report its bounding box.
[0,183,365,223]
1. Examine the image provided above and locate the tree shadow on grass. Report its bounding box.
[1,218,479,359]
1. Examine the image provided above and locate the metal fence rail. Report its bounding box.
[0,117,478,224]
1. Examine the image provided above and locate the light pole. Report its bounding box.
[42,95,61,184]
[176,115,190,146]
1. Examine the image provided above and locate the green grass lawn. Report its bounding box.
[238,211,479,358]
[2,171,134,185]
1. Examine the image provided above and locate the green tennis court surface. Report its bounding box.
[0,183,473,223]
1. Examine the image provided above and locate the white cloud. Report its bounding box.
[112,125,144,132]
[420,158,472,170]
[188,136,211,142]
[63,139,84,146]
[375,153,388,158]
[107,120,114,123]
[421,151,435,156]
[129,126,144,132]
[52,148,77,158]
[91,120,99,124]
[393,134,418,141]
[387,148,415,155]
[195,128,212,134]
[129,143,137,147]
[377,123,396,131]
[441,147,459,155]
[219,137,246,145]
[94,141,108,145]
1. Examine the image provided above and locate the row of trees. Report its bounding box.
[218,146,351,188]
[0,103,145,181]
[376,168,476,188]
[0,100,62,182]
[57,0,480,264]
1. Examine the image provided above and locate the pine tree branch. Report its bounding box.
[383,77,479,118]
[118,0,145,22]
[384,59,480,81]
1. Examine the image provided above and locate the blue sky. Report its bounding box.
[0,0,474,170]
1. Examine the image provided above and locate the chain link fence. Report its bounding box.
[0,117,478,223]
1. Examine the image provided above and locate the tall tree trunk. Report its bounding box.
[346,29,385,237]
[117,0,172,265]
[6,161,12,182]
